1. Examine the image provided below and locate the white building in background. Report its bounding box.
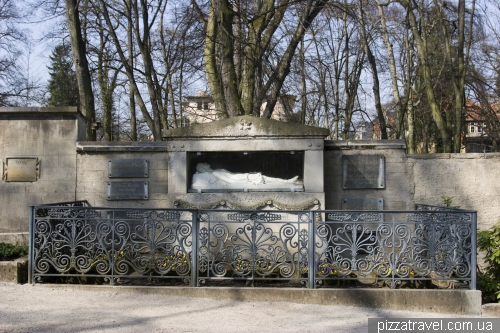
[463,101,500,153]
[181,91,297,126]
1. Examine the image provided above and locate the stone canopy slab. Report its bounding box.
[162,115,330,139]
[163,115,327,200]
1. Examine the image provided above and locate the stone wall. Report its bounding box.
[324,141,500,230]
[0,107,85,237]
[75,142,169,207]
[2,108,500,243]
[324,140,414,210]
[409,153,500,229]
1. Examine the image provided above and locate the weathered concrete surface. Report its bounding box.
[75,150,168,208]
[25,285,481,316]
[409,153,500,230]
[482,303,500,317]
[0,232,28,246]
[0,257,28,283]
[325,140,413,210]
[0,107,85,233]
[0,283,482,333]
[163,115,330,138]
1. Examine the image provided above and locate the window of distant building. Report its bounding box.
[469,122,484,133]
[203,102,209,110]
[197,101,202,110]
[469,122,485,134]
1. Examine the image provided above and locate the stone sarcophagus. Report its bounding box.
[163,116,329,210]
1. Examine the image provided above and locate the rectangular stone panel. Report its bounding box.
[342,155,385,189]
[107,181,149,200]
[2,157,39,182]
[108,159,148,178]
[341,198,383,210]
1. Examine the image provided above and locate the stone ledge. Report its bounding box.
[77,141,168,152]
[0,232,29,246]
[482,303,500,317]
[325,140,406,150]
[0,257,28,284]
[408,153,500,160]
[0,107,83,120]
[36,285,482,316]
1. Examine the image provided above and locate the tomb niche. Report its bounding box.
[163,115,329,210]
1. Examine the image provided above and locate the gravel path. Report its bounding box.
[0,283,473,333]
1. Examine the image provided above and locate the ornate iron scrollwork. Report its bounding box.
[30,205,474,289]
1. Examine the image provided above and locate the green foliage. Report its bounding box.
[441,196,460,208]
[0,243,28,261]
[47,44,79,107]
[477,221,500,303]
[441,196,454,207]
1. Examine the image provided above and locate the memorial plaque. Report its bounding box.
[342,198,383,210]
[108,159,148,178]
[107,181,149,200]
[342,155,385,189]
[3,157,40,182]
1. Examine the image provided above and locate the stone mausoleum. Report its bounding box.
[1,107,500,244]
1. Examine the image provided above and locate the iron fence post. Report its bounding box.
[28,206,34,285]
[308,211,316,289]
[391,212,396,289]
[471,211,477,290]
[191,210,199,287]
[110,211,115,286]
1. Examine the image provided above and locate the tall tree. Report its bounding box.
[0,0,23,105]
[203,0,330,119]
[434,0,475,153]
[400,0,475,152]
[357,0,387,139]
[65,0,97,140]
[47,44,79,106]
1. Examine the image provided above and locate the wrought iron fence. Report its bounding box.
[29,204,476,289]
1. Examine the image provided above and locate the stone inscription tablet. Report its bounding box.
[342,198,383,210]
[3,157,40,182]
[343,155,385,189]
[109,159,148,178]
[107,181,149,200]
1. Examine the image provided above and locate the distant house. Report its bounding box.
[180,92,216,126]
[181,92,297,126]
[355,114,397,141]
[463,101,500,153]
[354,101,500,153]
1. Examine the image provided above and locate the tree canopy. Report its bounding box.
[2,0,499,152]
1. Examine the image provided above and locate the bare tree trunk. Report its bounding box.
[358,0,387,139]
[98,51,112,141]
[262,0,330,118]
[98,0,158,139]
[434,0,475,153]
[133,0,163,138]
[204,1,227,118]
[341,2,364,140]
[299,38,307,125]
[127,0,137,141]
[205,0,329,119]
[405,1,451,152]
[407,98,416,153]
[96,15,115,141]
[65,0,96,140]
[377,1,404,138]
